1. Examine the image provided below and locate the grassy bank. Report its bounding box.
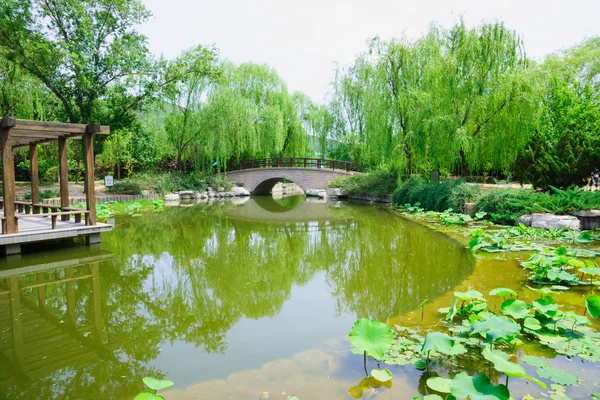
[331,171,600,225]
[108,172,235,195]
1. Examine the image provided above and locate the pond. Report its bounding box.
[0,197,595,399]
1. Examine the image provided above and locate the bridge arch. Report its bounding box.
[227,167,355,195]
[252,177,304,196]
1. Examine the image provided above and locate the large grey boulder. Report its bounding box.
[164,193,180,201]
[574,209,600,230]
[327,188,345,198]
[530,213,580,230]
[517,214,533,227]
[305,188,327,198]
[232,186,250,196]
[178,191,196,200]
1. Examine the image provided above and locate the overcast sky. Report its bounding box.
[139,0,600,103]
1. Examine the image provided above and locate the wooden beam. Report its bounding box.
[1,124,17,233]
[29,144,39,214]
[58,138,69,216]
[83,132,96,225]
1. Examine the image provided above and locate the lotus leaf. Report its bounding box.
[427,377,452,393]
[446,299,459,321]
[471,315,521,344]
[489,288,517,298]
[527,286,558,297]
[501,299,531,319]
[422,332,457,355]
[521,355,549,368]
[535,366,578,386]
[371,368,393,382]
[142,377,174,391]
[423,395,444,400]
[454,290,484,301]
[348,318,394,360]
[482,347,546,388]
[524,317,542,331]
[449,372,510,400]
[586,295,600,319]
[134,392,166,400]
[533,296,559,317]
[555,247,568,256]
[579,267,600,277]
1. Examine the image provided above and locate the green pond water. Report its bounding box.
[0,197,596,399]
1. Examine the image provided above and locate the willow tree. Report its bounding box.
[228,63,309,159]
[160,46,222,170]
[423,21,539,175]
[327,20,540,176]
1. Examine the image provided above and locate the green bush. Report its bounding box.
[109,180,142,195]
[330,169,398,198]
[393,178,600,225]
[109,172,235,195]
[393,178,475,212]
[476,187,600,224]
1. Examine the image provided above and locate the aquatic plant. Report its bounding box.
[348,318,394,378]
[134,377,174,400]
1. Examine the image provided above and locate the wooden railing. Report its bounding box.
[0,200,90,234]
[227,158,361,172]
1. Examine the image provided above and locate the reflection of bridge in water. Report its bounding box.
[0,248,114,389]
[225,197,354,229]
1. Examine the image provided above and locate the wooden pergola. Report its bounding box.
[0,117,110,235]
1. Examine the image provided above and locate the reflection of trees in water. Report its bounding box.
[99,202,473,354]
[3,201,474,399]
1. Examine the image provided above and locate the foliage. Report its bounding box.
[396,181,600,225]
[0,0,155,124]
[329,169,398,197]
[108,172,234,195]
[326,20,537,176]
[109,180,142,195]
[134,376,173,400]
[393,178,478,213]
[514,79,600,189]
[348,318,394,360]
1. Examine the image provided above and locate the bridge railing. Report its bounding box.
[227,158,360,172]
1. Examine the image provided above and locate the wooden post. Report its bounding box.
[84,124,99,225]
[29,143,40,213]
[58,138,69,221]
[1,117,17,233]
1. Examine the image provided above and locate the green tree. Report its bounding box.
[0,0,155,124]
[514,79,600,189]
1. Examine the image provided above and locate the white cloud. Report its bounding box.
[139,0,600,103]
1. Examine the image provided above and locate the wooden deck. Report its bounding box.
[0,211,112,254]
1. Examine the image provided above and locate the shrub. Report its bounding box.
[109,180,142,195]
[331,169,398,198]
[393,178,474,212]
[108,172,235,195]
[475,187,600,225]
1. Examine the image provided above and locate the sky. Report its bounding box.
[139,0,600,103]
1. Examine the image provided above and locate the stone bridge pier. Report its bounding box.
[227,168,354,195]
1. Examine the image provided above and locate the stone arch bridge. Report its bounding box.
[226,158,360,195]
